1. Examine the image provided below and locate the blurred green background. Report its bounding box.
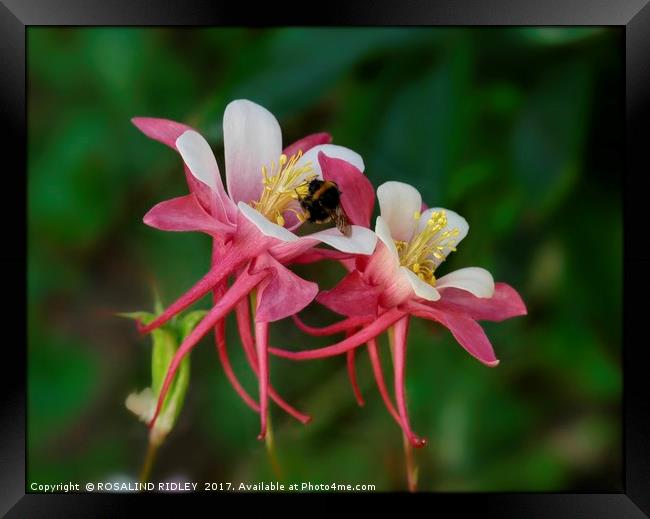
[28,27,622,491]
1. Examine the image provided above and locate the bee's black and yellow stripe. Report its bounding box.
[310,180,338,201]
[299,179,351,235]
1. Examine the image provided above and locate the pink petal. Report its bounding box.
[131,117,234,221]
[435,283,527,321]
[283,247,355,266]
[268,239,319,264]
[282,132,332,158]
[270,308,405,360]
[298,144,365,177]
[213,288,260,412]
[143,194,233,236]
[354,252,372,272]
[255,320,270,440]
[132,117,192,149]
[149,268,268,429]
[291,314,371,336]
[317,270,381,317]
[235,298,311,424]
[347,343,365,407]
[367,338,401,425]
[252,255,319,323]
[183,164,218,215]
[408,304,499,367]
[339,258,357,272]
[363,240,412,309]
[392,316,427,448]
[319,152,375,228]
[235,298,257,364]
[131,117,212,205]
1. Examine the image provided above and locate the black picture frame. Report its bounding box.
[4,0,649,515]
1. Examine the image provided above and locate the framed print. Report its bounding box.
[3,0,650,516]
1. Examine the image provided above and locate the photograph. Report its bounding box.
[26,26,623,494]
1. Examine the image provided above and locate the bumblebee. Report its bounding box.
[297,179,352,236]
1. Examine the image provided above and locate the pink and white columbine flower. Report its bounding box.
[271,181,526,446]
[131,100,376,438]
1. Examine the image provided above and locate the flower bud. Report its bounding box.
[121,307,207,446]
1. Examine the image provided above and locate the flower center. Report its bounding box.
[251,151,316,226]
[394,210,460,286]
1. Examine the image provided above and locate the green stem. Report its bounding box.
[139,439,159,484]
[265,412,283,480]
[403,432,418,492]
[387,326,419,492]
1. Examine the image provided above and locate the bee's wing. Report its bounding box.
[333,204,352,237]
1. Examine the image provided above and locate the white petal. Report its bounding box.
[374,216,400,265]
[237,201,298,242]
[400,267,441,301]
[224,100,282,204]
[295,144,365,178]
[436,267,495,298]
[304,225,377,255]
[176,130,221,192]
[377,181,422,241]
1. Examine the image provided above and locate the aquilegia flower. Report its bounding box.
[271,181,526,447]
[131,100,376,438]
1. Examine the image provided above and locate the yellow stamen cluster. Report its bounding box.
[251,151,315,226]
[395,210,460,286]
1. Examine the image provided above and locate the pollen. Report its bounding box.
[251,150,316,226]
[395,210,459,286]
